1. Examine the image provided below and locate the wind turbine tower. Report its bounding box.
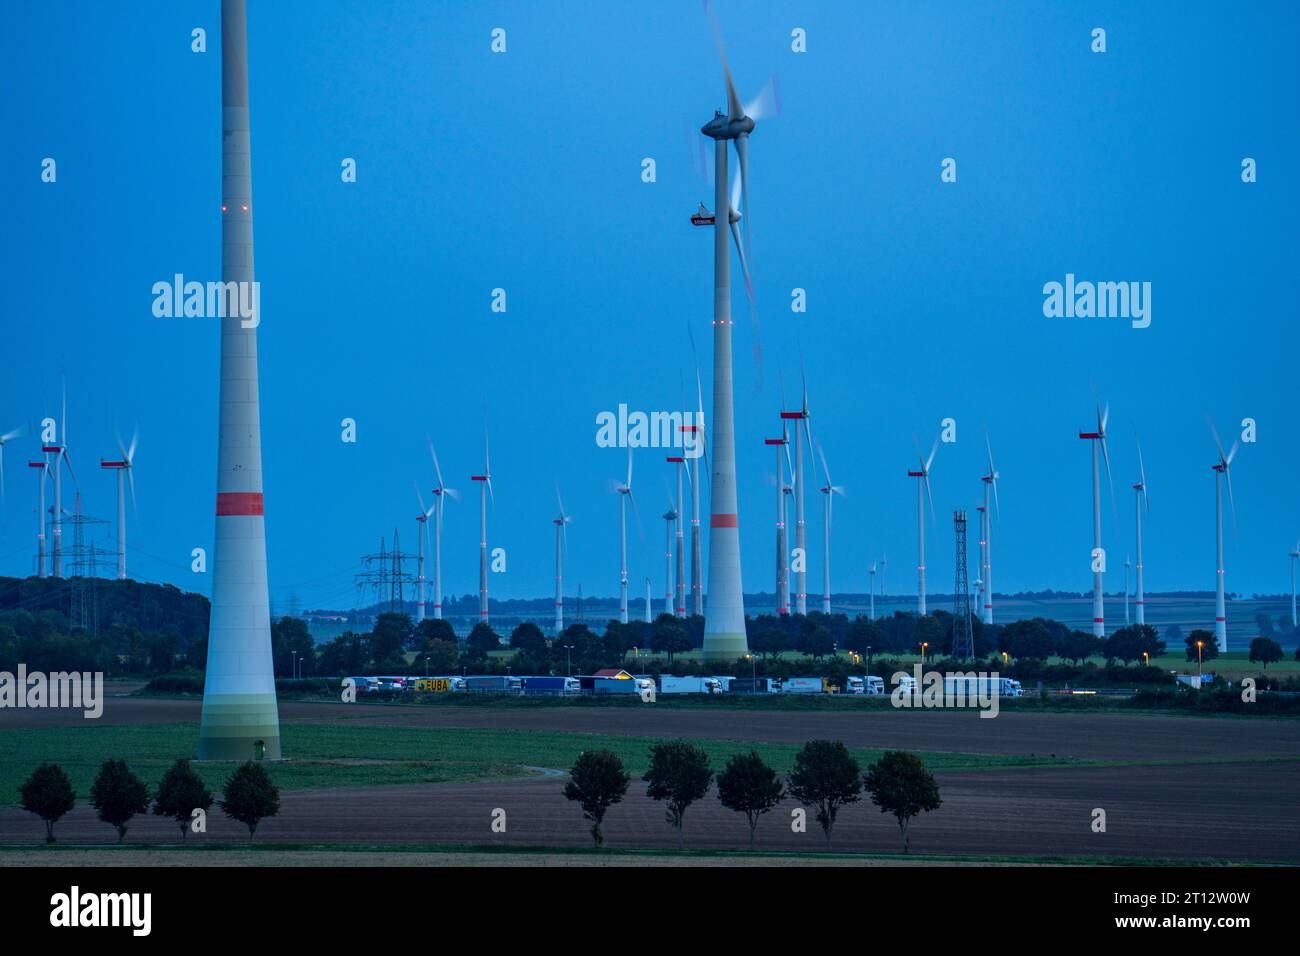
[696,5,758,659]
[1078,404,1112,638]
[765,432,789,614]
[99,430,137,581]
[614,449,635,625]
[1209,422,1238,653]
[980,437,999,624]
[199,0,281,761]
[907,437,938,615]
[1290,541,1299,632]
[1133,441,1149,626]
[553,485,571,633]
[427,441,456,621]
[471,430,493,625]
[668,456,686,615]
[414,487,434,623]
[28,459,48,577]
[816,443,844,614]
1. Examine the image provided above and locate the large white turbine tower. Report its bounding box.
[1132,440,1149,625]
[696,3,769,659]
[1209,421,1239,653]
[427,441,457,621]
[662,501,677,614]
[199,0,281,761]
[907,436,938,615]
[980,436,999,624]
[765,427,791,615]
[1078,403,1113,638]
[552,485,571,633]
[682,360,708,617]
[816,443,844,615]
[471,429,493,625]
[99,429,138,581]
[613,448,636,625]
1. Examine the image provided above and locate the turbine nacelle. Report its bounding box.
[701,110,754,140]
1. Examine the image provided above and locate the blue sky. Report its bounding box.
[2,0,1297,612]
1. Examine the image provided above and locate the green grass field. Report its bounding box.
[0,721,1078,807]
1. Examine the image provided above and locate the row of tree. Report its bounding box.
[19,759,280,843]
[564,740,941,853]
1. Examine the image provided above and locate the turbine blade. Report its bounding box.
[735,133,753,304]
[127,427,138,463]
[428,437,445,491]
[744,74,781,121]
[1227,439,1239,466]
[924,473,935,523]
[926,435,939,473]
[704,0,745,121]
[128,467,136,511]
[1137,438,1149,511]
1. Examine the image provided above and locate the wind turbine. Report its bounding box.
[667,455,687,616]
[695,1,765,658]
[1078,402,1113,638]
[1209,420,1239,653]
[613,448,636,625]
[1123,555,1131,626]
[1132,439,1149,626]
[471,426,494,625]
[681,345,709,618]
[553,484,571,633]
[981,435,1000,625]
[0,424,22,519]
[817,442,844,614]
[779,373,813,615]
[200,0,281,761]
[414,486,435,623]
[662,500,678,615]
[99,428,138,581]
[907,436,938,615]
[427,440,458,621]
[764,428,790,615]
[975,504,987,622]
[42,385,76,579]
[27,457,48,577]
[869,561,877,621]
[645,577,653,624]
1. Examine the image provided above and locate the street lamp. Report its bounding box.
[920,641,929,665]
[866,645,873,674]
[564,644,574,677]
[424,656,430,676]
[746,653,756,689]
[1197,640,1204,677]
[1142,651,1149,667]
[291,651,298,680]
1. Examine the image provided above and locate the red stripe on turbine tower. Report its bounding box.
[216,491,265,515]
[711,513,739,528]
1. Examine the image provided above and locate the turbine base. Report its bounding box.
[702,630,749,661]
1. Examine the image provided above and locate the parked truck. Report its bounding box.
[581,675,655,696]
[464,675,523,694]
[776,677,826,694]
[729,677,779,694]
[657,676,724,695]
[412,676,463,693]
[846,675,885,695]
[521,676,579,695]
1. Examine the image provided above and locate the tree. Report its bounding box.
[466,621,502,653]
[749,617,788,658]
[786,739,862,849]
[271,615,315,677]
[89,758,150,843]
[1185,628,1219,662]
[863,750,942,853]
[801,619,835,659]
[643,740,713,848]
[415,617,457,646]
[716,750,785,850]
[652,615,692,664]
[563,749,630,847]
[20,763,75,843]
[1001,619,1053,661]
[219,761,280,841]
[418,638,458,674]
[913,615,944,657]
[1255,612,1275,637]
[152,759,214,840]
[371,612,414,660]
[509,621,547,653]
[1249,636,1283,669]
[845,617,884,656]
